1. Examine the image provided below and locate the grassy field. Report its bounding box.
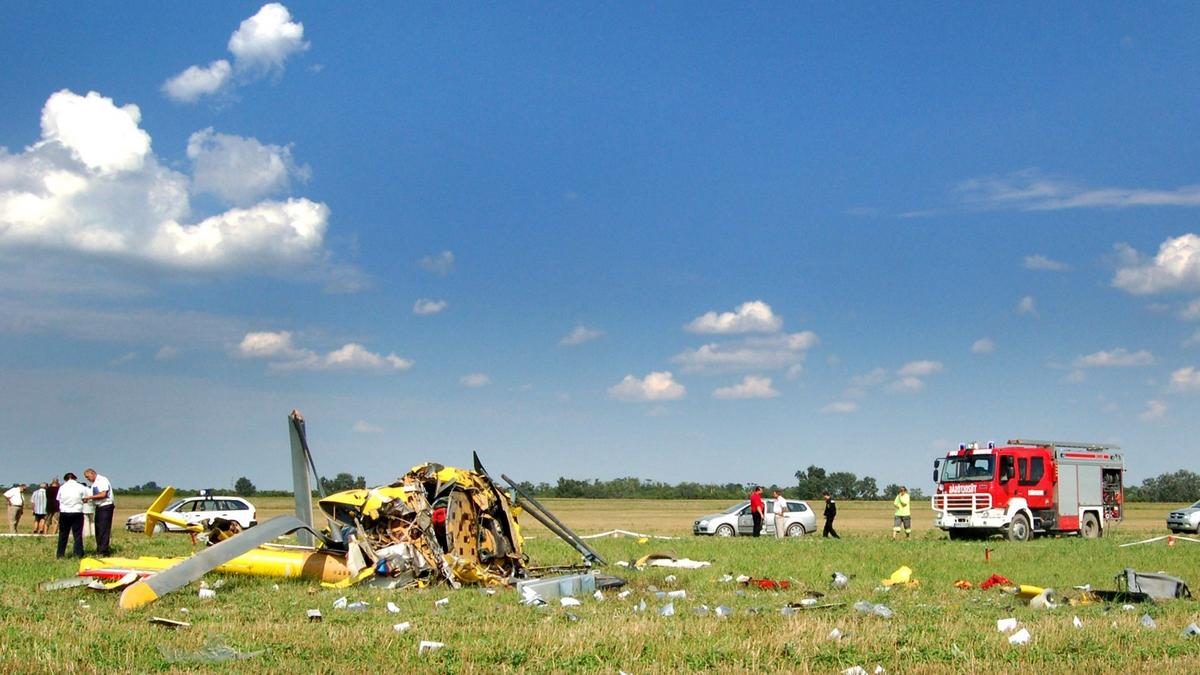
[1,499,1197,673]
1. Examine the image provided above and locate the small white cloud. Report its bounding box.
[1169,366,1200,392]
[187,128,308,206]
[460,373,491,388]
[237,330,411,372]
[162,60,232,103]
[1023,254,1070,271]
[897,360,944,377]
[850,368,889,388]
[956,169,1200,211]
[608,371,685,402]
[417,250,455,276]
[352,420,383,433]
[110,351,137,366]
[971,337,995,354]
[163,3,308,103]
[560,325,603,346]
[672,331,817,374]
[821,401,858,414]
[1139,400,1166,422]
[413,299,447,316]
[155,346,179,361]
[1062,369,1087,384]
[1185,329,1200,348]
[1113,234,1200,295]
[712,375,779,400]
[890,376,926,393]
[1074,348,1154,368]
[1016,296,1038,316]
[685,300,782,334]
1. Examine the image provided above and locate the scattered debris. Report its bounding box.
[1182,623,1200,638]
[632,553,711,570]
[346,601,369,611]
[853,601,893,619]
[149,617,189,629]
[39,577,93,592]
[1116,568,1192,600]
[832,572,850,589]
[694,605,710,616]
[718,574,734,583]
[159,637,263,664]
[1026,588,1058,610]
[1072,616,1083,629]
[514,572,597,603]
[617,590,631,600]
[660,602,675,617]
[418,640,445,655]
[332,596,348,609]
[664,574,677,585]
[197,588,216,600]
[386,601,400,613]
[715,605,733,618]
[393,622,411,632]
[593,590,604,602]
[1008,628,1030,646]
[980,574,1012,590]
[996,618,1018,633]
[560,597,582,607]
[306,609,322,622]
[1140,614,1157,630]
[953,580,973,590]
[434,597,449,608]
[881,566,917,588]
[828,628,843,640]
[742,578,791,590]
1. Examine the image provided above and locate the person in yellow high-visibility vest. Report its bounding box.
[892,486,911,539]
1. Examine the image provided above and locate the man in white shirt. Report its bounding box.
[772,490,788,539]
[4,483,25,533]
[83,468,115,555]
[56,472,88,558]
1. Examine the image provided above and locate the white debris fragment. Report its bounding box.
[418,640,445,654]
[435,597,449,608]
[996,617,1018,633]
[828,628,843,640]
[387,601,400,614]
[736,575,751,584]
[1008,628,1031,646]
[617,590,631,600]
[332,596,348,609]
[1028,588,1057,610]
[272,584,280,592]
[873,666,886,674]
[593,590,604,602]
[664,574,677,585]
[560,597,582,607]
[1140,614,1157,630]
[393,622,412,632]
[667,589,687,599]
[1121,604,1136,612]
[660,602,675,617]
[842,666,869,675]
[615,561,630,567]
[633,599,647,613]
[832,572,849,589]
[306,609,322,622]
[198,588,216,600]
[718,574,734,583]
[799,598,818,607]
[1182,623,1200,637]
[715,605,733,618]
[178,608,189,614]
[520,586,545,606]
[1072,616,1083,629]
[694,605,710,616]
[346,601,369,611]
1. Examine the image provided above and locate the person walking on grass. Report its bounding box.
[749,486,765,537]
[772,490,787,538]
[892,486,912,539]
[45,478,59,534]
[822,492,840,539]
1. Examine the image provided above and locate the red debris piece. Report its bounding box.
[979,574,1012,590]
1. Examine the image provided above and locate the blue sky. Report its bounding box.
[2,4,1198,491]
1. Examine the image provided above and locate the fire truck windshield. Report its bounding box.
[939,456,994,482]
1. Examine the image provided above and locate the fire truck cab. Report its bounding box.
[931,438,1124,541]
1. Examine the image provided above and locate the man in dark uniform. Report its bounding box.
[822,492,840,539]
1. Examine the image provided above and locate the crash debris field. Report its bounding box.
[2,498,1197,673]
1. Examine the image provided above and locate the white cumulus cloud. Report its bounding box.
[1139,400,1166,422]
[1023,254,1070,271]
[1169,366,1200,392]
[608,371,685,402]
[971,338,995,354]
[560,325,603,346]
[1073,348,1154,368]
[685,300,782,334]
[236,330,411,372]
[187,128,308,206]
[1113,234,1200,295]
[413,298,447,316]
[712,375,779,400]
[460,373,491,388]
[672,331,818,374]
[0,89,335,276]
[897,360,944,377]
[163,3,308,103]
[417,250,455,276]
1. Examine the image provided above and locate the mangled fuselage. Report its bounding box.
[317,462,526,588]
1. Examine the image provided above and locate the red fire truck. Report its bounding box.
[931,438,1124,541]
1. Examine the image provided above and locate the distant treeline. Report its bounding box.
[103,468,1199,503]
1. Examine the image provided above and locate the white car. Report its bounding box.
[126,495,257,533]
[1167,500,1200,534]
[693,499,817,537]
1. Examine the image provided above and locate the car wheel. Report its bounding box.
[153,522,166,534]
[1081,512,1101,539]
[1007,513,1031,542]
[786,523,806,537]
[715,524,736,537]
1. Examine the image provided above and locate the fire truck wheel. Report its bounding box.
[1081,513,1101,539]
[715,524,736,537]
[1007,513,1031,542]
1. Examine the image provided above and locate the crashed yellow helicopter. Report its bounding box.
[80,411,602,609]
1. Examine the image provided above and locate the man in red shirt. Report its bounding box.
[748,486,765,537]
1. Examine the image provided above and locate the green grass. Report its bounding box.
[1,502,1197,673]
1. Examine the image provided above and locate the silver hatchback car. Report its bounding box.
[1167,500,1200,534]
[693,499,817,537]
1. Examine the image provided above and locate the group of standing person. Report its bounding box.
[745,484,912,539]
[3,468,115,558]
